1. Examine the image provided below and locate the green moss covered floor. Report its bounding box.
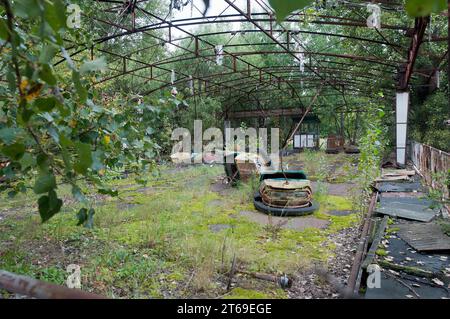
[0,152,362,299]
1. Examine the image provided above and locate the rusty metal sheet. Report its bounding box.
[375,181,423,193]
[375,197,439,222]
[380,197,435,205]
[381,192,425,198]
[397,222,450,252]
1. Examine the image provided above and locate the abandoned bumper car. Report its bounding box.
[223,153,318,216]
[254,171,318,216]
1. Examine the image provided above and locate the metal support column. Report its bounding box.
[396,91,409,167]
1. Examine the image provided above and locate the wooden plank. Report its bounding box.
[361,216,389,269]
[381,169,416,177]
[375,175,410,182]
[397,222,450,252]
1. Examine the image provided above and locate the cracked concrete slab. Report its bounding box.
[239,210,330,231]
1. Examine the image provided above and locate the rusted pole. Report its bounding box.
[347,191,378,295]
[195,36,199,56]
[0,270,105,299]
[398,17,429,90]
[282,84,324,149]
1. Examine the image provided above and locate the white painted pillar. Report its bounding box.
[224,119,231,150]
[396,92,409,167]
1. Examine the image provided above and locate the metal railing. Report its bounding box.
[410,141,449,199]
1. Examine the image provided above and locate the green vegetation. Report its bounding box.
[375,249,388,257]
[439,220,450,236]
[411,91,450,152]
[1,161,359,298]
[224,287,287,299]
[0,0,448,300]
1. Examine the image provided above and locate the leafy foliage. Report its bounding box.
[0,0,179,224]
[355,103,388,214]
[264,0,444,20]
[0,0,448,227]
[405,0,447,17]
[410,91,450,152]
[268,0,314,22]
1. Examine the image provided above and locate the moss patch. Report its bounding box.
[0,160,364,298]
[375,249,388,257]
[224,287,287,299]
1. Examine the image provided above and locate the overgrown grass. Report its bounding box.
[0,160,360,298]
[283,150,358,183]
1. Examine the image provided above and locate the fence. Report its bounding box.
[410,141,449,199]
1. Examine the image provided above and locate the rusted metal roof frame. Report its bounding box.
[56,0,434,114]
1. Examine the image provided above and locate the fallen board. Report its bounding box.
[381,169,416,176]
[380,192,425,198]
[364,273,450,299]
[379,196,436,205]
[397,222,450,252]
[374,197,439,222]
[375,181,423,193]
[361,216,389,269]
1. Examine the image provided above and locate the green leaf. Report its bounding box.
[200,0,210,15]
[85,208,95,229]
[44,0,66,32]
[91,150,105,171]
[0,127,24,144]
[12,0,41,18]
[405,0,446,17]
[59,135,73,172]
[36,153,50,171]
[39,64,57,86]
[135,177,148,186]
[76,208,88,226]
[0,164,14,179]
[19,152,35,169]
[76,208,95,228]
[268,0,314,22]
[73,142,92,174]
[39,45,58,64]
[33,97,57,112]
[0,18,8,40]
[20,106,34,123]
[47,127,60,143]
[6,70,16,94]
[79,57,107,74]
[72,185,87,203]
[8,190,17,198]
[38,190,63,223]
[87,99,104,113]
[59,134,73,147]
[33,173,56,194]
[98,187,118,197]
[1,143,25,160]
[72,70,87,103]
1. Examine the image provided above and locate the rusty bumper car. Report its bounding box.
[253,171,319,216]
